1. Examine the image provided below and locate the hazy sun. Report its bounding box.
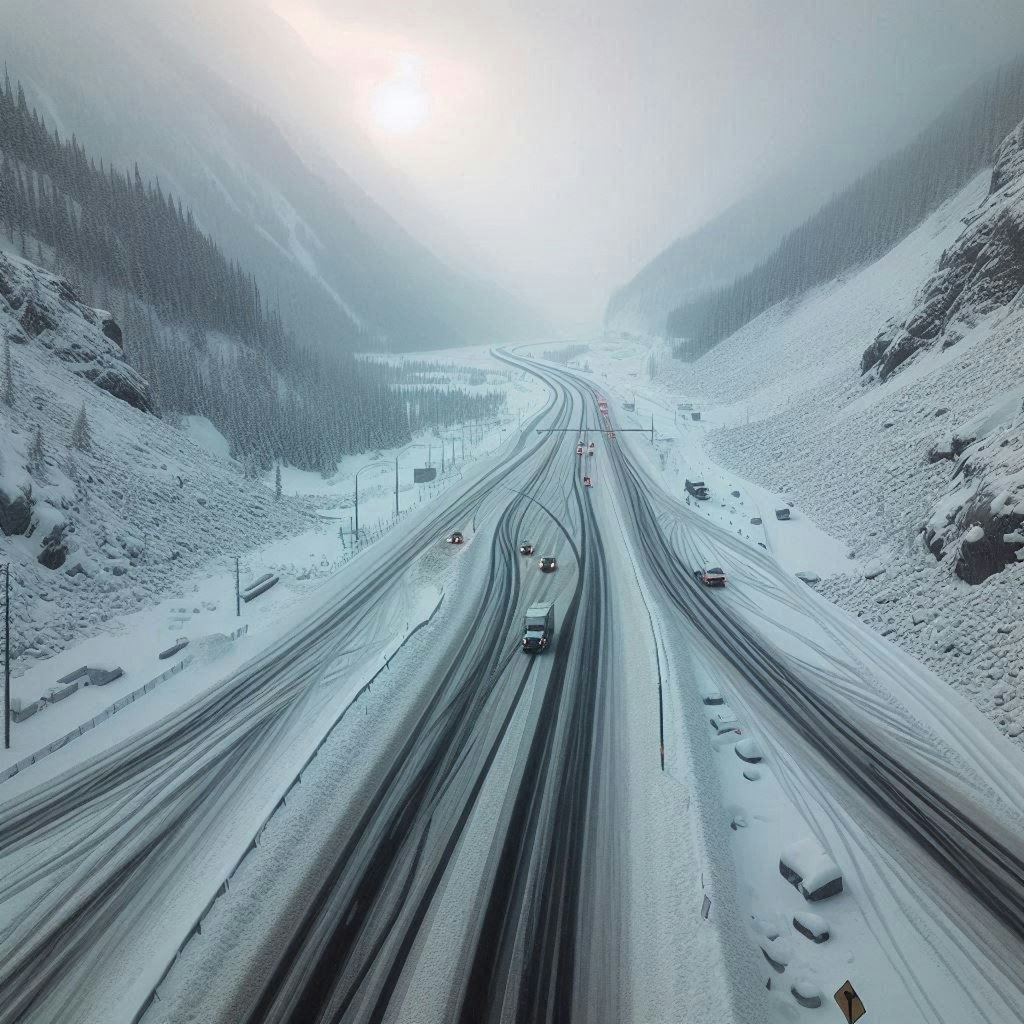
[369,56,430,135]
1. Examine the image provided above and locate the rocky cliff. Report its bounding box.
[862,119,1024,382]
[860,119,1024,583]
[0,252,150,411]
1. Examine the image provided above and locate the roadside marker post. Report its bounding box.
[833,980,866,1023]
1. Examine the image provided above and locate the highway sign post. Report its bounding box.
[833,980,866,1023]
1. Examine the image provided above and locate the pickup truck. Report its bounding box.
[522,602,555,653]
[685,479,711,500]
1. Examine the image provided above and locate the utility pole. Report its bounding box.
[234,556,241,617]
[4,563,10,750]
[395,456,399,517]
[651,414,655,445]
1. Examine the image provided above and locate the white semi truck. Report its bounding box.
[522,602,555,653]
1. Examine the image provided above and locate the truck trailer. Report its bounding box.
[522,602,555,653]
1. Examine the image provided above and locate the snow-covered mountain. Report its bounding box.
[635,114,1024,743]
[0,249,316,662]
[862,119,1024,584]
[4,0,539,351]
[604,176,833,336]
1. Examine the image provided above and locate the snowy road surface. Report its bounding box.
[1,353,1023,1023]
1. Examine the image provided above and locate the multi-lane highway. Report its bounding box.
[2,352,1024,1024]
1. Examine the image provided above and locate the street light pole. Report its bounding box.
[4,563,9,750]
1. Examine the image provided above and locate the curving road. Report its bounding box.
[3,351,1024,1023]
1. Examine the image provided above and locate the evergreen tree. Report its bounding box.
[28,424,45,473]
[275,462,282,501]
[71,402,92,451]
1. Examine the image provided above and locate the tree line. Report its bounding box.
[0,68,504,472]
[668,55,1024,357]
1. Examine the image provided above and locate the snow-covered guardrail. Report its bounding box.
[132,596,444,1024]
[0,625,249,785]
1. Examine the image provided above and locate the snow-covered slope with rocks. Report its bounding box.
[0,251,319,664]
[641,122,1024,744]
[859,120,1024,586]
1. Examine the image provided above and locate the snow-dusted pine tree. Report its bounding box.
[71,403,92,451]
[28,425,46,473]
[275,462,282,500]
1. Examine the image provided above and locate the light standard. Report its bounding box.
[395,443,429,516]
[353,461,393,542]
[3,562,9,750]
[439,434,458,470]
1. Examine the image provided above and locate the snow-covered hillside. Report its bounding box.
[0,251,318,662]
[598,120,1024,744]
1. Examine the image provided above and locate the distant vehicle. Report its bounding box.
[539,555,558,572]
[522,602,555,653]
[576,445,584,455]
[700,686,725,706]
[446,531,465,544]
[588,441,595,448]
[685,479,711,500]
[608,431,616,439]
[519,542,535,555]
[694,566,726,587]
[598,397,609,415]
[775,508,792,521]
[583,475,592,487]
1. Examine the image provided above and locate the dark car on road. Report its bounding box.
[519,542,535,555]
[446,531,464,544]
[539,556,557,572]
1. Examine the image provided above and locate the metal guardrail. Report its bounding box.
[132,596,444,1023]
[0,625,249,785]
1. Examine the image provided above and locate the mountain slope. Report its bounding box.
[4,0,537,351]
[604,176,833,335]
[666,55,1024,358]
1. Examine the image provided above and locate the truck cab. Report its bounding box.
[522,602,555,652]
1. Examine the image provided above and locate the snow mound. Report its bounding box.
[780,837,844,901]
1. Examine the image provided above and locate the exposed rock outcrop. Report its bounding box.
[862,119,1024,381]
[0,252,151,412]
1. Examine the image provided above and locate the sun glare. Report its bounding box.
[369,56,430,136]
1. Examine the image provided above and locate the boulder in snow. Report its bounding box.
[793,911,830,943]
[735,738,763,763]
[790,980,823,1009]
[780,837,843,901]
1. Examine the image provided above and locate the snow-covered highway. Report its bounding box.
[2,352,1024,1024]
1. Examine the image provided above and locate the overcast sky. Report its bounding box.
[176,0,1024,327]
